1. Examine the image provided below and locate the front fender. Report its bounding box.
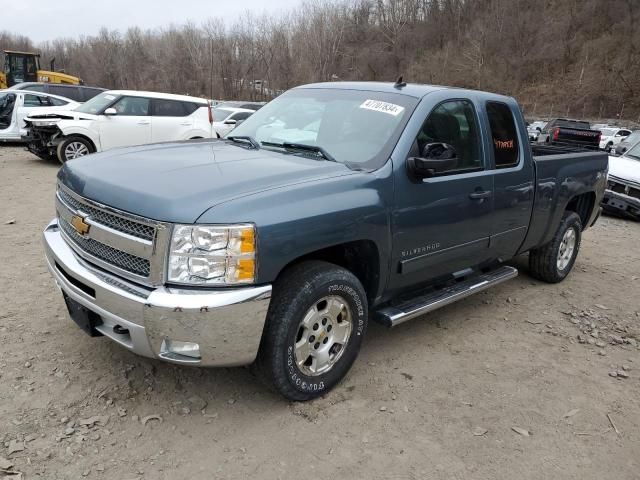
[196,162,394,299]
[57,121,101,151]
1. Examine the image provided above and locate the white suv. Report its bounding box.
[599,127,632,152]
[24,90,214,163]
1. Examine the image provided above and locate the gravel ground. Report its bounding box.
[0,145,639,480]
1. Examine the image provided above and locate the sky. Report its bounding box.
[4,0,305,43]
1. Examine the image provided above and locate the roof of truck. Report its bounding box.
[295,81,515,101]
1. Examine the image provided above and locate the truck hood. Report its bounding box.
[57,140,355,223]
[608,155,640,184]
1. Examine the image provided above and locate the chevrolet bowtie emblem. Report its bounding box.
[70,215,90,235]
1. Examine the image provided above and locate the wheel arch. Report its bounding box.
[273,240,382,307]
[565,191,596,230]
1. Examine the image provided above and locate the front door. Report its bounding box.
[99,96,151,150]
[389,98,495,293]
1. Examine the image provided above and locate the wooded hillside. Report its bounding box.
[2,0,638,120]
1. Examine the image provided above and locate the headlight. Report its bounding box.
[168,224,256,285]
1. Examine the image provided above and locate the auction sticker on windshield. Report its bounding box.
[359,99,405,116]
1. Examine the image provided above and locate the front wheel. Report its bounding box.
[57,136,94,164]
[529,212,582,283]
[256,261,368,401]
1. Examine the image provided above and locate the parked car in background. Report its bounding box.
[527,120,546,141]
[614,130,640,155]
[537,118,601,149]
[8,82,106,103]
[217,101,265,111]
[599,127,631,152]
[23,90,213,163]
[602,143,640,220]
[0,89,79,142]
[211,106,254,137]
[42,81,607,401]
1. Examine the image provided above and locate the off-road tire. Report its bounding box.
[529,212,582,283]
[56,136,95,164]
[256,260,368,401]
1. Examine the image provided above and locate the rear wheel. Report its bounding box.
[529,212,582,283]
[57,136,94,164]
[256,261,368,401]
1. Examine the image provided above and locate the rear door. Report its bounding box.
[483,101,534,258]
[389,97,495,292]
[150,99,194,142]
[99,96,151,150]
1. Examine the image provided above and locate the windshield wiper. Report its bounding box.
[261,141,337,162]
[226,135,260,149]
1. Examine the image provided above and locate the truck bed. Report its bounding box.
[517,146,608,254]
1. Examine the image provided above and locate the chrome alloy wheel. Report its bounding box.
[557,227,576,271]
[294,296,353,376]
[65,141,89,160]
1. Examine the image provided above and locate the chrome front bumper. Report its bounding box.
[43,219,272,366]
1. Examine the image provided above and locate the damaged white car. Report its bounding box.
[23,90,214,163]
[0,90,78,142]
[602,143,640,220]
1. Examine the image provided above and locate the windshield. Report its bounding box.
[230,88,418,169]
[624,131,640,145]
[600,128,616,136]
[75,92,119,114]
[213,108,234,121]
[626,142,640,161]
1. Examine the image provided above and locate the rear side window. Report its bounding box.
[231,111,252,122]
[50,97,69,106]
[183,102,201,115]
[152,99,187,117]
[487,102,519,169]
[24,94,47,106]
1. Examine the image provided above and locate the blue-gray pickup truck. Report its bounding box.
[43,81,608,400]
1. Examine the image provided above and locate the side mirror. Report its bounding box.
[224,119,237,125]
[104,107,117,116]
[407,143,458,178]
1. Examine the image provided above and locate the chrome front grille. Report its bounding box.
[58,188,156,241]
[59,218,151,277]
[55,185,171,286]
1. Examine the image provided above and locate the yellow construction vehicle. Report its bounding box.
[0,50,82,89]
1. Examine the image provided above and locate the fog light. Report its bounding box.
[161,339,201,359]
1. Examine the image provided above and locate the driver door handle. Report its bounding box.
[469,190,492,200]
[137,120,150,125]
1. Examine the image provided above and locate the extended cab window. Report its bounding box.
[112,96,150,116]
[487,102,519,168]
[413,100,482,174]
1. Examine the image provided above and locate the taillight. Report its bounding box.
[597,132,601,144]
[552,127,560,141]
[207,101,213,124]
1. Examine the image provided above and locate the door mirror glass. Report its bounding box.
[104,107,117,116]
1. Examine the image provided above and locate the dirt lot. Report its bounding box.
[0,145,639,480]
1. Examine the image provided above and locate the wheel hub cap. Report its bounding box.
[65,142,89,160]
[294,296,353,376]
[557,228,576,271]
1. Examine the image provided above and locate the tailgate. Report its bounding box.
[557,127,600,146]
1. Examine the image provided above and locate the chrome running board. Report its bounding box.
[375,266,518,327]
